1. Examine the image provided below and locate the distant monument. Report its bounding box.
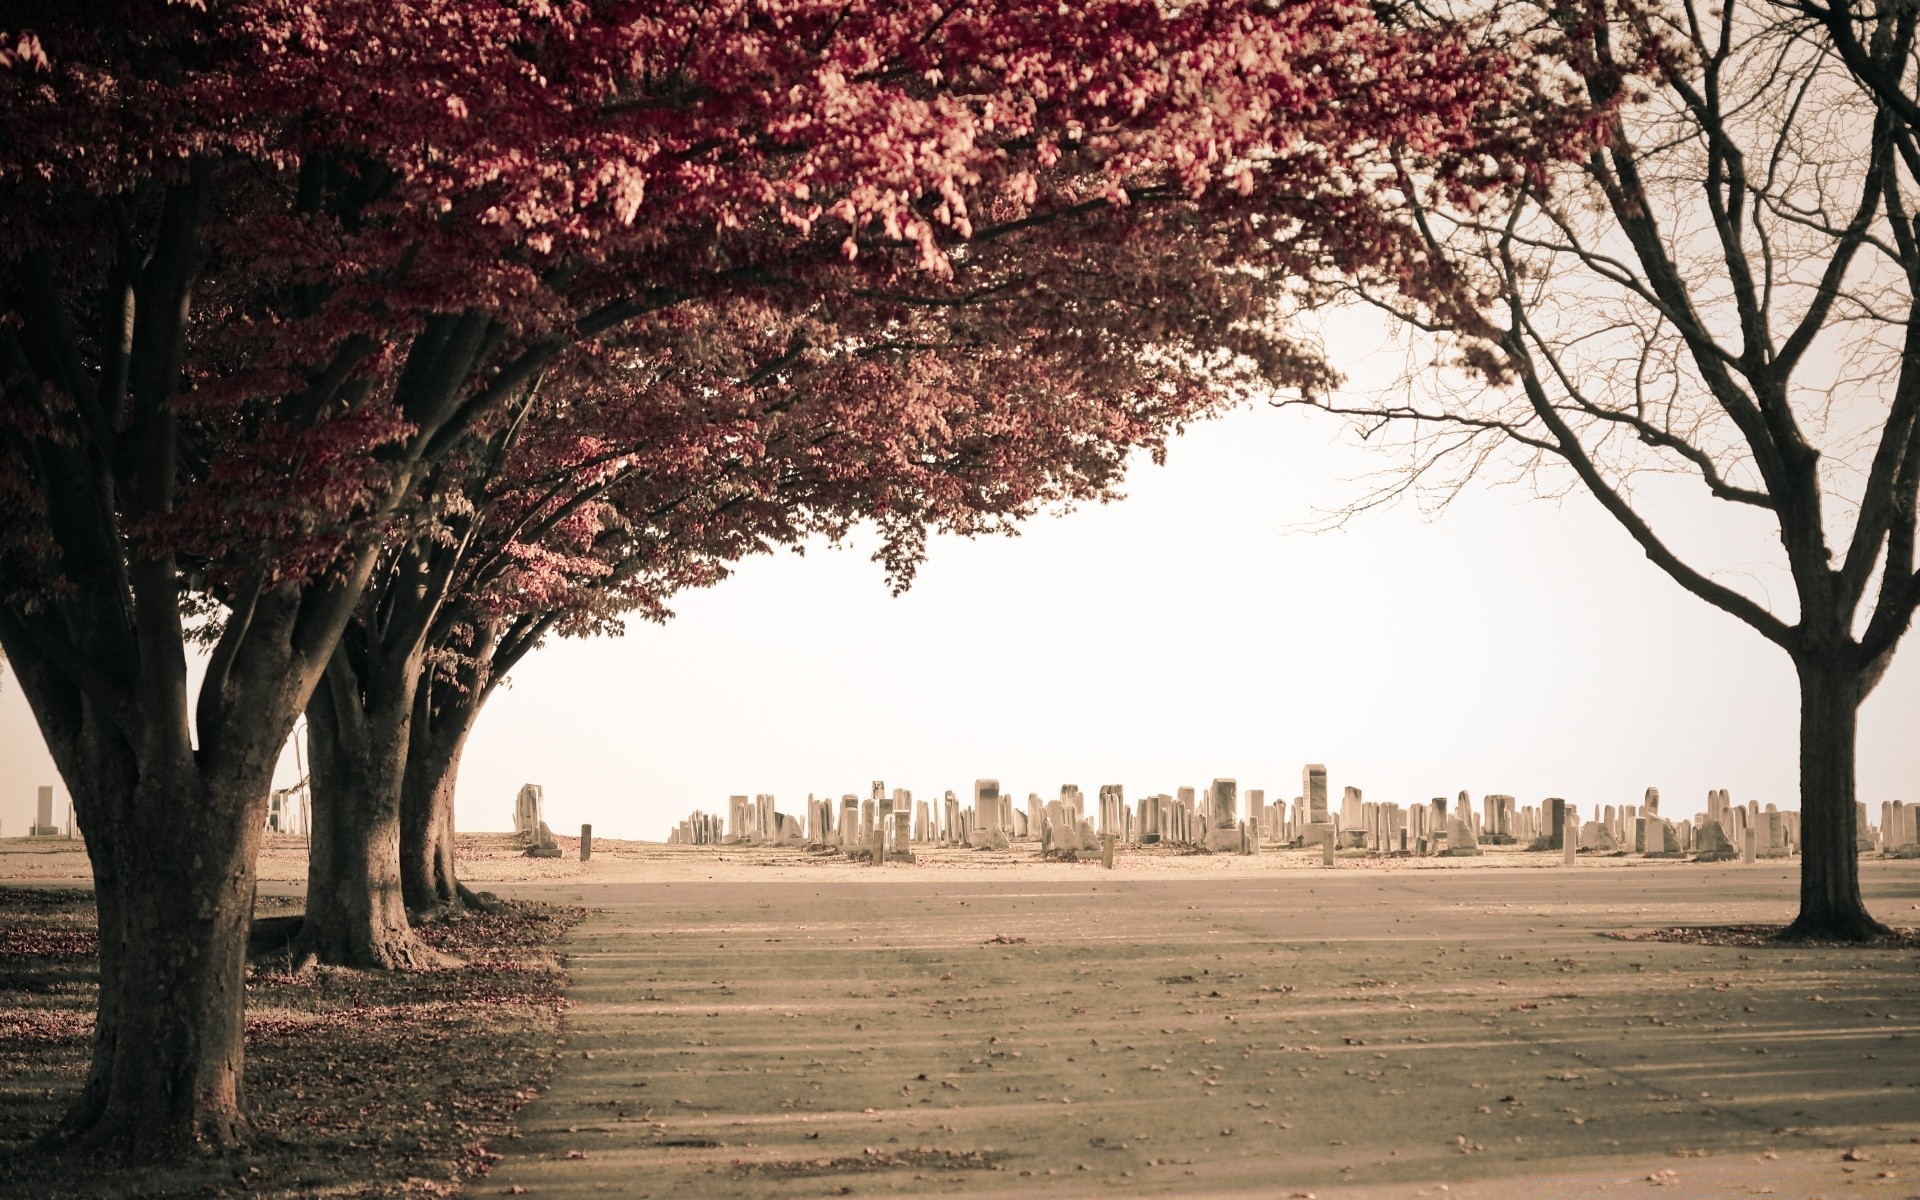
[516,784,560,857]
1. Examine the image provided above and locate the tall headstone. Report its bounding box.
[1561,806,1576,865]
[1545,797,1567,851]
[514,784,545,838]
[972,779,1003,848]
[580,824,593,861]
[1207,779,1239,851]
[1340,785,1364,830]
[1303,765,1329,825]
[32,785,60,837]
[840,795,861,849]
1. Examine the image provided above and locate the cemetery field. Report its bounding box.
[481,860,1920,1200]
[1,845,1917,1198]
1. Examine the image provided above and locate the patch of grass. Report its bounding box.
[0,886,582,1199]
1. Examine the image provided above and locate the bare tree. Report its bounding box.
[1298,0,1918,938]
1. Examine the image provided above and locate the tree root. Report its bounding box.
[457,882,508,913]
[287,921,459,971]
[1774,913,1895,943]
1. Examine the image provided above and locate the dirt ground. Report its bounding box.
[469,853,1920,1200]
[0,882,580,1200]
[3,838,1917,1198]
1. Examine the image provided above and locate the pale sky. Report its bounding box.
[3,312,1915,840]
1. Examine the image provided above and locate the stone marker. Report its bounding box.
[1545,797,1566,851]
[1561,806,1576,865]
[1446,815,1483,856]
[972,779,1002,848]
[525,817,561,857]
[1741,826,1756,864]
[1206,779,1240,851]
[514,783,544,838]
[1303,765,1329,825]
[32,785,60,837]
[840,795,860,849]
[580,824,593,862]
[1101,833,1116,869]
[1313,823,1336,865]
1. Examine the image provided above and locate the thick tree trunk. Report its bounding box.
[399,696,478,915]
[295,655,448,970]
[24,698,269,1158]
[1781,654,1890,941]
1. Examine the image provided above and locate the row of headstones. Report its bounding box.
[1876,800,1919,852]
[667,810,724,845]
[668,789,1898,863]
[682,778,1813,865]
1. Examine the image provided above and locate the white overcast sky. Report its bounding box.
[3,311,1916,839]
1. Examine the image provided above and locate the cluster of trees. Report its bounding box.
[0,0,1911,1167]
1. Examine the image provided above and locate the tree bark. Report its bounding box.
[295,651,449,970]
[399,686,481,915]
[1782,653,1891,941]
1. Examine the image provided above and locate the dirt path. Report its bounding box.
[478,864,1920,1198]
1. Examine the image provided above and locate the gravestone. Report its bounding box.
[580,824,593,861]
[514,784,544,838]
[1340,785,1364,831]
[1138,796,1160,844]
[1561,805,1577,865]
[1316,824,1336,865]
[1206,779,1240,851]
[1445,815,1482,856]
[971,779,1003,848]
[840,796,861,849]
[1303,765,1329,826]
[525,818,561,857]
[1694,819,1737,861]
[31,786,60,837]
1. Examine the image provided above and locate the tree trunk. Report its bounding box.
[23,695,267,1158]
[399,691,479,915]
[295,654,448,970]
[1781,654,1890,941]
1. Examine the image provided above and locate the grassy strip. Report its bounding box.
[0,886,581,1198]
